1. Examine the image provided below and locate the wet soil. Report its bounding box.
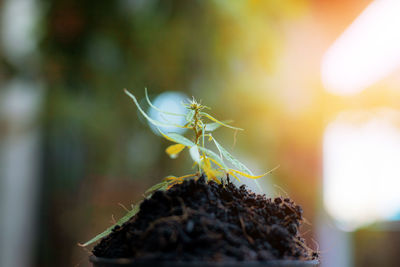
[93,175,319,262]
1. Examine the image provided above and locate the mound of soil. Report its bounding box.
[93,175,319,262]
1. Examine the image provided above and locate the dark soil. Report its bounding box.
[93,175,319,262]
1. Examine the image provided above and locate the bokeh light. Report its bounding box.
[147,91,188,134]
[322,0,400,95]
[323,109,400,230]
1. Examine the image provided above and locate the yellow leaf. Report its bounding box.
[229,165,279,179]
[165,144,186,159]
[200,157,222,183]
[164,176,182,182]
[228,171,241,182]
[177,173,198,180]
[207,157,225,170]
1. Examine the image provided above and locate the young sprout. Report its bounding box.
[79,89,276,247]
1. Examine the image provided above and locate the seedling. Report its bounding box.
[80,89,276,247]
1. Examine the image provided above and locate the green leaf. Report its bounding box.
[124,89,185,129]
[198,146,228,170]
[200,112,243,131]
[213,138,253,175]
[204,120,233,132]
[185,109,195,123]
[157,128,196,147]
[212,138,264,191]
[144,88,185,116]
[145,181,170,195]
[199,120,206,147]
[79,204,140,247]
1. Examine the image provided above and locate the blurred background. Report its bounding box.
[1,0,400,266]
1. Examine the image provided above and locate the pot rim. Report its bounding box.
[90,255,319,266]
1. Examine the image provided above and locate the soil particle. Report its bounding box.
[93,175,319,262]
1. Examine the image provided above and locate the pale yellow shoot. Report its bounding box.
[201,112,244,131]
[164,173,198,189]
[166,144,186,159]
[200,157,222,184]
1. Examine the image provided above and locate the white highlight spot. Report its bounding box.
[321,0,400,95]
[148,91,188,134]
[323,111,400,230]
[189,146,200,163]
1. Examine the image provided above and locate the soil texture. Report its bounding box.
[93,175,319,262]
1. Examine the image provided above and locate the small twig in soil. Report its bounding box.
[232,129,238,149]
[302,217,312,226]
[273,184,290,198]
[239,215,254,245]
[110,214,116,224]
[300,229,311,237]
[311,238,321,253]
[118,203,130,212]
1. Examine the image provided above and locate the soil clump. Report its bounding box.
[93,175,319,262]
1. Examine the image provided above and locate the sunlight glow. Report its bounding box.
[148,91,188,135]
[321,0,400,95]
[323,111,400,230]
